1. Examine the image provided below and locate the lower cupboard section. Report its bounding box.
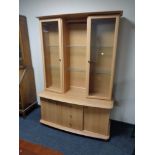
[40,98,111,139]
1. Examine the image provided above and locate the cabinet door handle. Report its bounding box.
[59,59,61,62]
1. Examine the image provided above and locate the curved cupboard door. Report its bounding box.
[87,16,120,99]
[40,19,64,93]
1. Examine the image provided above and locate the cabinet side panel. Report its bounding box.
[62,20,70,91]
[27,68,37,103]
[42,30,52,87]
[109,16,120,98]
[19,16,32,66]
[86,17,91,96]
[20,68,37,109]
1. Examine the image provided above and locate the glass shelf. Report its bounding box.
[49,65,60,69]
[45,46,59,53]
[91,46,113,48]
[90,47,113,56]
[95,69,111,75]
[48,45,59,47]
[67,67,86,72]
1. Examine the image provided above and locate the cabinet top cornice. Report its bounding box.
[37,10,123,20]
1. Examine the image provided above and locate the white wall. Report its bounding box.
[19,0,135,124]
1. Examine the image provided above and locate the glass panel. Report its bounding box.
[89,18,116,98]
[42,21,61,90]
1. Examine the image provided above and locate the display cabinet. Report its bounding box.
[38,11,122,140]
[19,15,37,117]
[87,16,119,99]
[41,19,64,92]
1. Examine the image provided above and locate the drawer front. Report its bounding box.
[84,107,110,135]
[41,99,61,124]
[61,103,83,130]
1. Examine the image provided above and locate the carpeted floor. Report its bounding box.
[19,107,135,155]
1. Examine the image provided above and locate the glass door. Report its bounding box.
[87,16,119,99]
[41,19,63,92]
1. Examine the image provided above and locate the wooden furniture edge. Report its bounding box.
[37,10,123,20]
[19,68,27,84]
[38,91,113,109]
[40,119,109,140]
[19,101,38,112]
[19,101,38,117]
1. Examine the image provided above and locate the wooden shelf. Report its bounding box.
[46,86,62,93]
[38,87,113,109]
[40,119,109,140]
[88,94,110,100]
[66,45,86,47]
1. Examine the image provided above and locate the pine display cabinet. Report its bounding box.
[38,11,123,140]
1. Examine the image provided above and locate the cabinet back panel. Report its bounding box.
[69,23,86,45]
[67,23,87,88]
